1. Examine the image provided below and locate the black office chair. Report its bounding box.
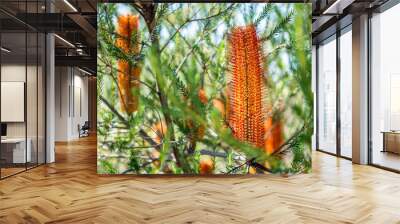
[79,121,90,138]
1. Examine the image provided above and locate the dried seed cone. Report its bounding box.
[116,15,141,114]
[228,25,264,148]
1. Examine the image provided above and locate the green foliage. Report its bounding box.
[98,160,118,174]
[97,3,312,175]
[254,4,272,26]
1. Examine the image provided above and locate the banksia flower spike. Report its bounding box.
[264,115,283,154]
[228,25,264,148]
[116,15,141,114]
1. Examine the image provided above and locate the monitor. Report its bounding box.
[1,123,7,137]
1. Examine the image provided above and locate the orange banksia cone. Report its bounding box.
[228,25,264,148]
[116,15,141,114]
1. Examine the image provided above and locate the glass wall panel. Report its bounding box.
[0,30,28,177]
[26,0,45,169]
[0,0,46,179]
[38,32,45,165]
[339,28,352,158]
[312,45,317,151]
[38,0,46,165]
[27,30,38,169]
[371,4,400,171]
[317,36,337,154]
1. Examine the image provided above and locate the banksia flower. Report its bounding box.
[224,86,230,121]
[228,25,264,148]
[199,157,214,174]
[264,116,283,154]
[212,98,225,118]
[116,15,141,114]
[198,89,208,104]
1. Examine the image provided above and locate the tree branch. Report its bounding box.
[99,95,163,152]
[272,124,306,155]
[160,4,235,52]
[98,55,159,94]
[199,149,227,158]
[190,4,235,22]
[100,95,129,127]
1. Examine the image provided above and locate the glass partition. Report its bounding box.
[27,30,38,169]
[339,27,352,158]
[0,0,46,179]
[0,30,28,177]
[371,4,400,171]
[317,35,337,154]
[38,32,45,165]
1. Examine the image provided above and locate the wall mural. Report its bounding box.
[97,2,312,175]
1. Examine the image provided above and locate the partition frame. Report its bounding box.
[367,1,400,173]
[0,0,48,180]
[315,0,400,173]
[315,24,353,161]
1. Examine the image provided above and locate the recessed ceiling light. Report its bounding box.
[54,34,75,48]
[322,0,349,15]
[1,47,11,53]
[63,0,78,12]
[78,67,93,76]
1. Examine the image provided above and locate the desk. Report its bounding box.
[382,131,400,154]
[1,138,31,163]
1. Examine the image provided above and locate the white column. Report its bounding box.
[46,32,55,163]
[352,14,369,164]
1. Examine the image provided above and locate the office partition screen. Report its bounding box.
[370,3,400,171]
[97,3,312,175]
[317,36,337,155]
[0,0,47,179]
[339,28,352,158]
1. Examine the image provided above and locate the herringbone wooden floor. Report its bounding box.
[1,136,400,224]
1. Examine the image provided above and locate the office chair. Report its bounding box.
[79,121,90,138]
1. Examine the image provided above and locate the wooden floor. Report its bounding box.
[372,150,400,171]
[1,136,400,224]
[0,167,26,178]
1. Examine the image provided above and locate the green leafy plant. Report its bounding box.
[97,3,312,175]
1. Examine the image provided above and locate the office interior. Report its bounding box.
[313,0,400,172]
[0,0,96,179]
[0,0,398,178]
[0,0,399,222]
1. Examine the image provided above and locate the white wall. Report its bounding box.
[1,63,46,163]
[1,65,42,137]
[72,73,89,138]
[1,65,26,139]
[55,66,69,141]
[55,67,89,141]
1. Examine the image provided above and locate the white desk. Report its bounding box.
[1,138,31,163]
